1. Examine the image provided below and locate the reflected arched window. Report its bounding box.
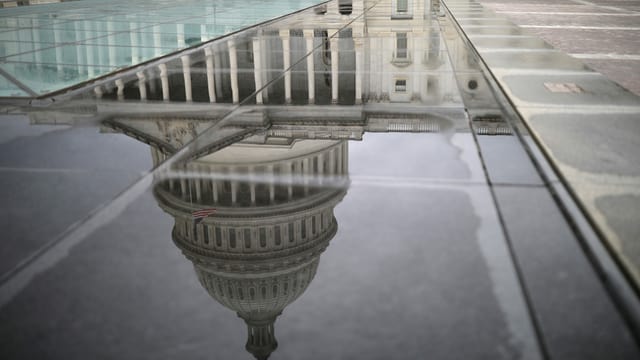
[288,223,295,243]
[215,227,222,247]
[229,229,236,248]
[259,228,267,247]
[203,225,210,244]
[274,226,281,246]
[244,229,251,248]
[312,216,317,235]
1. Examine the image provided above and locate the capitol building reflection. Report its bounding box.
[152,139,348,359]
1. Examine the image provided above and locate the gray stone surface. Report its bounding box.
[0,184,532,360]
[469,36,553,50]
[0,115,150,278]
[596,194,640,277]
[476,135,543,186]
[501,73,640,107]
[528,113,640,177]
[481,50,591,71]
[446,0,640,296]
[494,185,640,360]
[477,0,640,96]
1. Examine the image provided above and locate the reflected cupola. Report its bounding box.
[153,138,349,359]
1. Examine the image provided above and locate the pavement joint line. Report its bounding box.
[496,11,640,16]
[568,0,634,14]
[520,25,640,31]
[571,53,640,61]
[489,69,599,76]
[468,34,537,38]
[476,48,558,53]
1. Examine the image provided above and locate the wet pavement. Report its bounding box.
[1,1,640,359]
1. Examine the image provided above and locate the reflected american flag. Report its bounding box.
[192,208,217,224]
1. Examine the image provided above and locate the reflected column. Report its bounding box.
[107,21,116,68]
[329,29,339,104]
[268,165,275,204]
[137,71,147,100]
[74,22,84,75]
[280,29,292,104]
[177,23,186,48]
[130,23,139,65]
[252,37,263,104]
[228,39,239,104]
[354,36,363,104]
[181,55,193,102]
[159,63,170,101]
[31,19,42,69]
[303,29,315,104]
[53,27,63,73]
[153,25,162,58]
[205,47,217,103]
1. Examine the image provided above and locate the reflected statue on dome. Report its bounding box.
[151,137,349,359]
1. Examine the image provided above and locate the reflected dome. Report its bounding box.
[153,139,348,359]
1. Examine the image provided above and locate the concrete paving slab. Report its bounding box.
[494,185,640,360]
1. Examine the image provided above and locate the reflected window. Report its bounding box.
[203,225,210,244]
[396,33,408,59]
[215,227,222,247]
[229,229,236,248]
[288,223,295,243]
[312,216,317,235]
[244,229,251,248]
[259,228,267,247]
[397,0,408,13]
[275,226,281,246]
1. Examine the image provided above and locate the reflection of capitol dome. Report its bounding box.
[153,139,348,360]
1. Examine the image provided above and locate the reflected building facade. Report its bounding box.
[76,0,463,108]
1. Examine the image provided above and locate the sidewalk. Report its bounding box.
[477,0,640,96]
